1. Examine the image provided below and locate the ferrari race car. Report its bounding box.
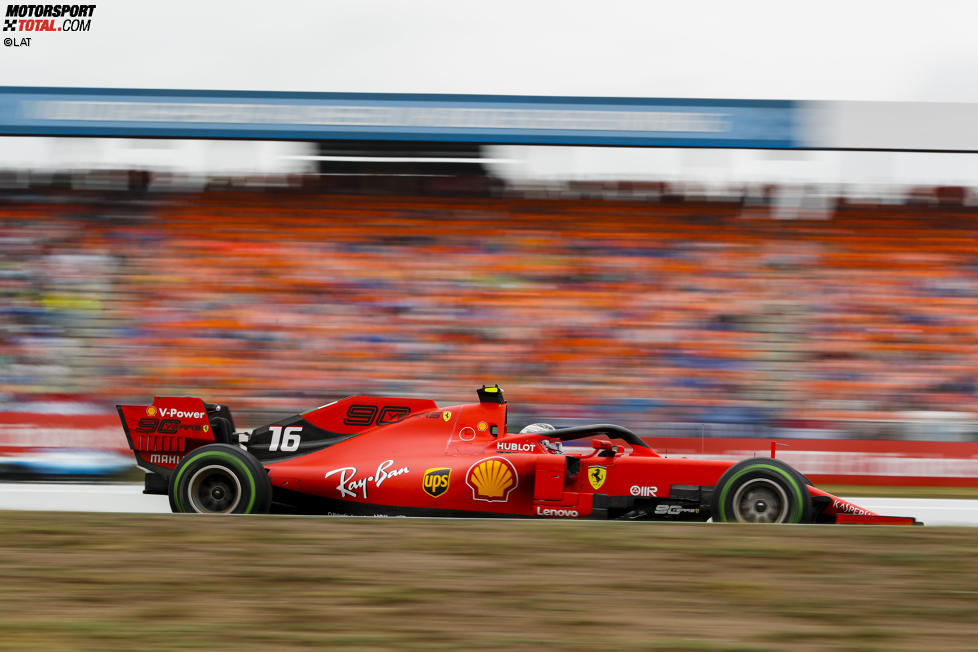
[118,386,919,524]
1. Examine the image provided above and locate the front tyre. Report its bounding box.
[168,444,272,514]
[712,458,812,524]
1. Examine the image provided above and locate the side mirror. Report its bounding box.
[591,439,613,451]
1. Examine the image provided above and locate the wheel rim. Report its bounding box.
[187,464,242,513]
[731,478,790,523]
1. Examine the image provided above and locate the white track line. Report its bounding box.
[842,497,978,527]
[0,482,170,513]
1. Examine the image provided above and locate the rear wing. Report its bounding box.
[117,397,235,480]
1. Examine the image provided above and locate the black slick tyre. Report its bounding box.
[168,444,272,514]
[711,458,813,524]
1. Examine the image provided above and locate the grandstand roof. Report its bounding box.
[0,87,795,148]
[4,87,978,153]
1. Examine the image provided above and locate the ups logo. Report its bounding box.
[423,468,451,497]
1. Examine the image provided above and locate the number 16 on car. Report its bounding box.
[268,426,302,452]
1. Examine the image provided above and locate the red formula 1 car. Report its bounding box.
[118,386,919,524]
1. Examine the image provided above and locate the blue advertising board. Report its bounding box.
[0,87,798,148]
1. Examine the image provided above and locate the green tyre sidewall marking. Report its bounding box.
[173,450,257,513]
[717,463,803,523]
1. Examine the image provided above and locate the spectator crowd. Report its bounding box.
[2,187,977,440]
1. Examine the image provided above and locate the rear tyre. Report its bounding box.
[712,458,812,524]
[168,444,272,514]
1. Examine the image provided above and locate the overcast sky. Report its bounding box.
[2,0,978,102]
[4,0,978,185]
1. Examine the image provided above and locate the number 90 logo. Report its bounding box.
[342,404,411,427]
[135,418,181,434]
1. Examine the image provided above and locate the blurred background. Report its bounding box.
[3,0,978,482]
[3,138,978,480]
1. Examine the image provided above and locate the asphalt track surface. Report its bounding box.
[1,482,977,525]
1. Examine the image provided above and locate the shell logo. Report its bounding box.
[466,457,518,502]
[145,406,157,417]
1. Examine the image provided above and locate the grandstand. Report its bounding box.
[2,183,976,442]
[2,86,978,449]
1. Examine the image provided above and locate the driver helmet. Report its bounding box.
[520,422,556,434]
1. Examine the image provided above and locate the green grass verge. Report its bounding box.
[1,511,976,650]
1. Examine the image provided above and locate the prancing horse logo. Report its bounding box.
[588,466,607,490]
